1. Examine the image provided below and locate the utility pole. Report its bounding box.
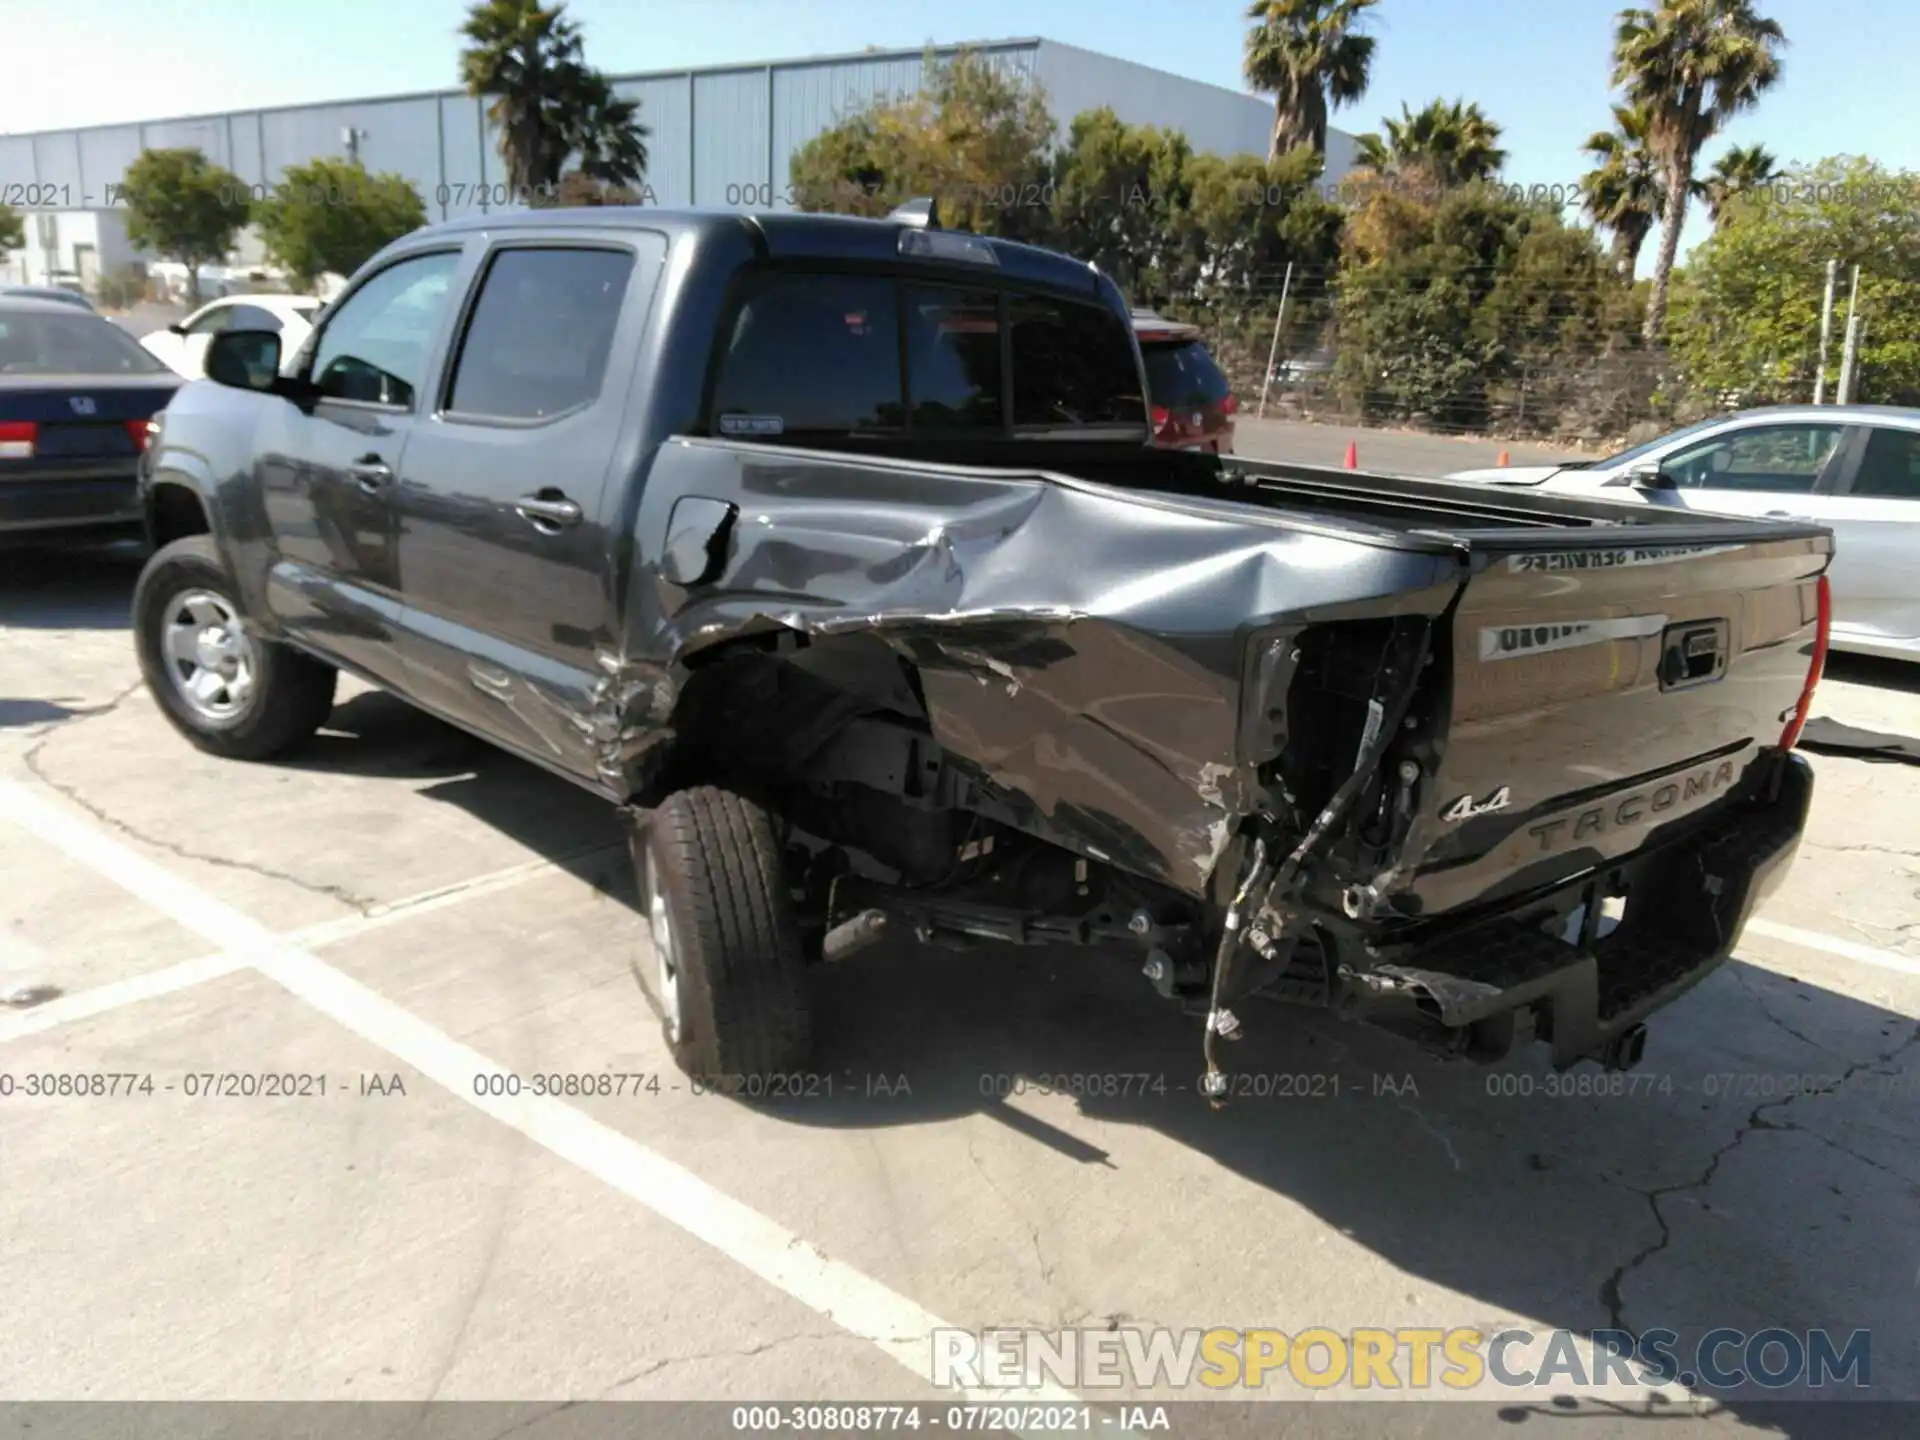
[1813,258,1837,404]
[1837,303,1864,405]
[1256,261,1295,420]
[1835,265,1861,404]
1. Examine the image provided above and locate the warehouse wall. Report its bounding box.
[0,36,1356,282]
[0,40,1050,224]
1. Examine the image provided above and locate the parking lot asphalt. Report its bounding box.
[1233,415,1590,476]
[2,537,1917,1439]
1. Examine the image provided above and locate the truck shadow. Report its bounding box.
[0,543,144,630]
[778,939,1917,1426]
[362,699,1916,1427]
[1823,652,1920,697]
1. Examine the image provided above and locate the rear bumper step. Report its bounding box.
[1335,751,1813,1068]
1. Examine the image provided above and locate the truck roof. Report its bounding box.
[409,206,1111,297]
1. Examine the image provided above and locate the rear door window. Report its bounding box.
[445,246,637,420]
[1009,295,1145,431]
[1848,427,1920,500]
[710,274,902,437]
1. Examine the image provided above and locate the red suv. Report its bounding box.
[1134,311,1237,454]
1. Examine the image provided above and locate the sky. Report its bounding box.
[4,0,1914,261]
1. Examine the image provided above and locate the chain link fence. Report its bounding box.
[1155,266,1682,449]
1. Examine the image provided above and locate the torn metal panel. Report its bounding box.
[615,440,1463,896]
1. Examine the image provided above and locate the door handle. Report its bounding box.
[514,492,583,531]
[1766,509,1813,521]
[348,456,392,492]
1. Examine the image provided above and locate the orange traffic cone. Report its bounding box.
[1497,449,1511,467]
[1344,440,1359,470]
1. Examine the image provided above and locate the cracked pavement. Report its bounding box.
[3,542,1919,1436]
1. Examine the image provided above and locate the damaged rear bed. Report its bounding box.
[624,442,1831,1086]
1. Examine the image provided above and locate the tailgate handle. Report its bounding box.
[1659,620,1730,690]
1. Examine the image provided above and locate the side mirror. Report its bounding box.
[166,322,188,336]
[205,328,283,393]
[1626,461,1676,491]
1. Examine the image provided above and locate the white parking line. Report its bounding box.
[0,842,627,1046]
[7,772,1905,1412]
[1746,918,1920,978]
[0,952,250,1045]
[0,777,1079,1414]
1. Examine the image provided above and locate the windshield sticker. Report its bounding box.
[1507,544,1743,574]
[718,413,785,437]
[1479,614,1669,662]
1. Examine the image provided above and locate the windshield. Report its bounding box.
[1594,416,1726,469]
[0,309,170,375]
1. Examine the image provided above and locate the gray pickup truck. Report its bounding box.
[133,202,1831,1097]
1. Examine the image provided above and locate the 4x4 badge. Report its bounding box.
[1442,786,1511,822]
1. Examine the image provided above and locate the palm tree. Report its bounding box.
[1612,0,1787,341]
[1580,101,1665,274]
[1701,141,1780,222]
[569,71,650,191]
[459,0,591,196]
[1243,0,1379,160]
[1358,98,1508,189]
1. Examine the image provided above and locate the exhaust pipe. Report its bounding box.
[1599,1023,1649,1073]
[822,909,889,964]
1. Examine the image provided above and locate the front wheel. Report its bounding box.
[631,786,813,1083]
[133,536,337,760]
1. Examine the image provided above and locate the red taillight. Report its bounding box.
[1151,405,1170,430]
[0,420,36,459]
[1777,573,1832,751]
[126,418,157,453]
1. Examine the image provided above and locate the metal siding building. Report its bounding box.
[0,36,1353,287]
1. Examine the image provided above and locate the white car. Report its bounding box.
[1448,405,1920,663]
[140,294,323,380]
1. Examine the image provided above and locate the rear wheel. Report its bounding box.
[133,536,337,759]
[631,786,813,1083]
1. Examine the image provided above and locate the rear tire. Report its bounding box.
[133,536,337,760]
[632,786,813,1084]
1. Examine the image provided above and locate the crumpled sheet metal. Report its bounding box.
[621,444,1459,896]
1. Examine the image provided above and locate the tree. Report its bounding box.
[458,0,648,199]
[1580,101,1665,275]
[1701,141,1781,222]
[553,171,644,207]
[1177,147,1345,303]
[0,203,23,254]
[253,158,428,289]
[1336,181,1643,435]
[1048,109,1194,303]
[119,148,252,303]
[566,70,649,191]
[1612,0,1787,341]
[788,50,1055,239]
[1353,98,1508,190]
[1243,0,1378,160]
[1667,156,1920,406]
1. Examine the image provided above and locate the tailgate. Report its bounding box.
[1389,525,1830,918]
